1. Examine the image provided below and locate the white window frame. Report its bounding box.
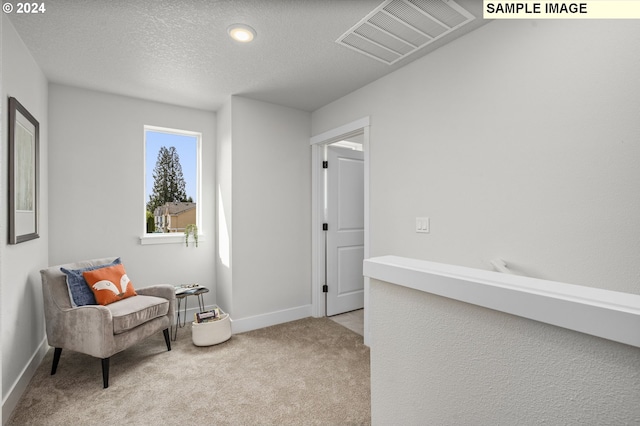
[140,125,203,245]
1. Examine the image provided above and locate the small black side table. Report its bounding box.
[172,286,209,341]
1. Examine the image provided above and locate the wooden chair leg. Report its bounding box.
[163,328,171,351]
[101,358,110,388]
[51,348,62,375]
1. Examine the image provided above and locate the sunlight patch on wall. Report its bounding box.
[217,186,230,268]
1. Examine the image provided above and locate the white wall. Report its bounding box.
[313,18,640,425]
[48,84,216,300]
[220,96,312,330]
[1,15,49,423]
[312,19,640,295]
[370,278,640,425]
[216,99,232,314]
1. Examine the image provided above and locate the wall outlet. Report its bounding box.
[416,217,430,233]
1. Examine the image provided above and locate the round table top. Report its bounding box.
[175,286,209,298]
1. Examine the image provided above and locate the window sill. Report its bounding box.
[139,233,205,246]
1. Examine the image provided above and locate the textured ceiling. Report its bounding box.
[7,0,487,112]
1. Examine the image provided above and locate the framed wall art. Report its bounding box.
[8,97,39,244]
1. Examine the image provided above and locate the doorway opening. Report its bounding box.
[310,117,370,345]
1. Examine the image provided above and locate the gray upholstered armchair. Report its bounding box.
[40,257,176,388]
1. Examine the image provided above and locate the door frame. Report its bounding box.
[310,116,371,346]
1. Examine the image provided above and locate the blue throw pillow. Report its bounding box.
[61,258,121,307]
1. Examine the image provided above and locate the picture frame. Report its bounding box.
[8,97,39,244]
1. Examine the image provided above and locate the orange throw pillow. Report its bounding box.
[82,264,137,306]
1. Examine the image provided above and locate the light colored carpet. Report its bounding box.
[7,317,370,425]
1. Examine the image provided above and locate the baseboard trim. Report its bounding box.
[230,305,313,334]
[2,336,49,426]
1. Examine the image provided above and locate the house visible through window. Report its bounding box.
[144,126,201,236]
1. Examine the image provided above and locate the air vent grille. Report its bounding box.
[383,0,447,38]
[354,23,415,55]
[408,0,468,27]
[368,12,429,47]
[342,33,401,64]
[336,0,475,65]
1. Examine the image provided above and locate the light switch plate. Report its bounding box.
[416,217,430,233]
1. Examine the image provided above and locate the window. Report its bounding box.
[142,126,201,244]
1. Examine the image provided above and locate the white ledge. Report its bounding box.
[139,233,205,246]
[363,255,640,348]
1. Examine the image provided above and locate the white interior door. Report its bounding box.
[326,145,364,316]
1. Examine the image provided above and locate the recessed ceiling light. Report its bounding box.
[228,24,256,43]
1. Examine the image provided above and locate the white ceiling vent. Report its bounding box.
[336,0,475,65]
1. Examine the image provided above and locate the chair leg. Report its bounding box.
[101,358,110,389]
[163,328,171,351]
[51,348,62,375]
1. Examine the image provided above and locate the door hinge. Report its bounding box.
[322,161,328,169]
[322,223,328,231]
[323,284,328,293]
